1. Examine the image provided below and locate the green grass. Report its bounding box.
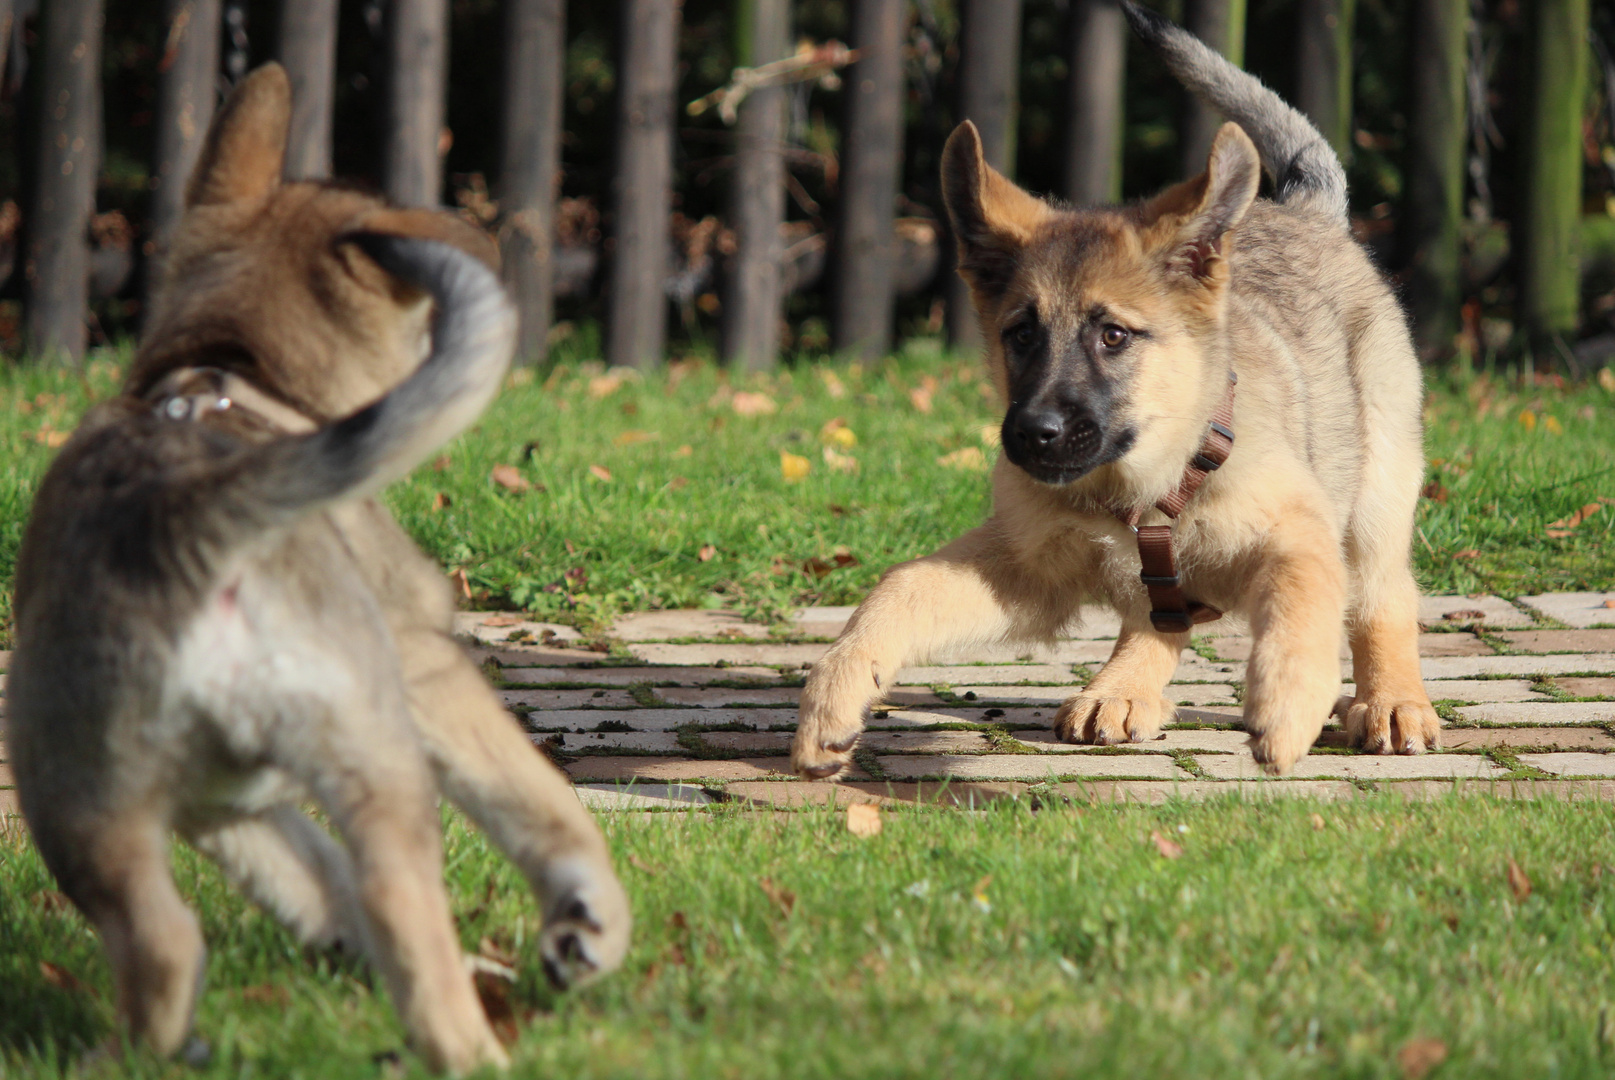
[0,347,1607,638]
[6,796,1615,1078]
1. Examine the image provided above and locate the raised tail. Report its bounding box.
[1120,0,1348,227]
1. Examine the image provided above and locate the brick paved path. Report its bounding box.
[3,590,1614,815]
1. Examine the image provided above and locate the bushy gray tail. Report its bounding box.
[242,233,515,521]
[1121,0,1348,226]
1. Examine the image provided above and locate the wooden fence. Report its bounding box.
[3,0,1605,369]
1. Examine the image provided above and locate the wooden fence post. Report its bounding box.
[150,0,221,262]
[278,0,338,179]
[384,0,448,207]
[722,0,790,370]
[607,0,680,369]
[0,0,14,89]
[1178,0,1245,176]
[501,0,566,364]
[26,0,104,363]
[1295,0,1355,158]
[1403,0,1467,361]
[948,0,1022,354]
[1064,0,1125,206]
[1518,0,1589,356]
[830,0,905,361]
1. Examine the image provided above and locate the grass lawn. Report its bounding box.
[0,346,1609,638]
[5,796,1615,1078]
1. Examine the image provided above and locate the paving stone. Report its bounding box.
[1410,680,1546,703]
[1385,779,1615,802]
[574,783,715,809]
[1419,594,1533,628]
[0,763,11,786]
[498,666,782,687]
[1015,728,1252,754]
[1495,630,1615,654]
[1557,677,1615,699]
[547,732,684,753]
[524,708,792,732]
[1520,592,1615,629]
[1419,654,1615,678]
[895,664,1078,686]
[1441,727,1615,750]
[1053,779,1361,803]
[1196,753,1506,780]
[0,788,17,815]
[791,606,857,639]
[1456,701,1615,725]
[862,731,994,754]
[877,753,1187,781]
[698,732,794,753]
[724,780,1033,808]
[564,757,823,783]
[1202,633,1491,662]
[874,707,1056,729]
[0,651,10,671]
[630,643,828,668]
[1517,753,1615,777]
[952,685,1079,705]
[1172,654,1248,681]
[500,689,641,710]
[611,610,771,641]
[1170,706,1246,726]
[453,612,581,644]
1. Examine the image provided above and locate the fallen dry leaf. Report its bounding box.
[670,476,689,490]
[490,464,531,493]
[239,984,289,1005]
[732,391,778,417]
[1420,481,1449,503]
[1546,502,1602,538]
[614,429,659,447]
[448,568,472,599]
[1310,813,1326,831]
[757,877,797,917]
[908,380,936,414]
[780,451,811,481]
[432,454,452,471]
[1149,830,1183,859]
[1507,858,1531,902]
[938,446,989,472]
[846,803,882,837]
[32,428,68,448]
[820,369,848,398]
[1453,551,1480,561]
[674,444,694,457]
[589,464,613,482]
[432,492,452,511]
[820,417,858,448]
[1600,367,1615,393]
[31,890,72,912]
[629,854,659,876]
[1396,1037,1448,1080]
[822,446,859,473]
[588,373,624,399]
[39,961,93,996]
[698,544,717,562]
[473,971,520,1045]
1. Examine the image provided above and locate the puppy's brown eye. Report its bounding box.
[1101,325,1130,349]
[1011,323,1036,348]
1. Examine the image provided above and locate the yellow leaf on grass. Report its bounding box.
[589,464,613,482]
[613,429,659,446]
[1518,409,1537,430]
[1601,367,1615,393]
[732,391,778,417]
[846,803,882,837]
[780,452,811,481]
[819,417,857,448]
[938,446,988,472]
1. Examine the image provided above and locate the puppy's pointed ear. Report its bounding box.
[1141,122,1260,289]
[185,63,291,208]
[942,121,1050,303]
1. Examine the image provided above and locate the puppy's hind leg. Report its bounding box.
[793,523,1078,779]
[44,809,206,1057]
[400,630,630,994]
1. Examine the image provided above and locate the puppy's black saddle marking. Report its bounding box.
[1112,372,1236,634]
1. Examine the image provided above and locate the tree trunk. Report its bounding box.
[1178,0,1245,176]
[150,0,221,263]
[722,0,790,370]
[1403,0,1467,361]
[1294,0,1354,158]
[0,0,15,90]
[607,0,680,369]
[1518,0,1589,354]
[948,0,1022,353]
[831,0,906,361]
[278,0,338,179]
[26,0,103,364]
[1064,0,1126,206]
[501,0,566,364]
[384,0,448,207]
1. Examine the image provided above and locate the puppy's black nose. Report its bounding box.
[1013,409,1065,448]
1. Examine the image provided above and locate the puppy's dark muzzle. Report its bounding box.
[1003,406,1105,483]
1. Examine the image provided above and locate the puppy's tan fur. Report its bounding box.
[7,66,627,1073]
[793,74,1437,778]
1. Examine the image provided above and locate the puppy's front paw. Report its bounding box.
[792,656,881,780]
[538,862,631,991]
[1054,694,1170,745]
[1248,726,1314,775]
[1345,698,1441,755]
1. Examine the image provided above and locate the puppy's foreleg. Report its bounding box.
[792,525,1074,779]
[1055,622,1187,744]
[1243,510,1348,773]
[1344,533,1441,754]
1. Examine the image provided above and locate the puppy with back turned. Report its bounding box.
[6,65,628,1073]
[793,3,1440,779]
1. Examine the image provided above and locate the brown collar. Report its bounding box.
[1110,372,1236,634]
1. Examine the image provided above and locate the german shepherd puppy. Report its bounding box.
[7,65,627,1073]
[793,3,1439,779]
